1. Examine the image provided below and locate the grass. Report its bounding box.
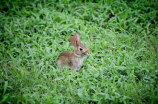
[0,0,158,103]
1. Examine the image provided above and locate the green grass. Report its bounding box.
[0,0,158,103]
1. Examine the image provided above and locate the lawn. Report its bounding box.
[0,0,158,103]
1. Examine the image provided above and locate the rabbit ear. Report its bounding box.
[70,36,76,46]
[74,33,80,45]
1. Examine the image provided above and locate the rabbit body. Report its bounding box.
[57,51,84,71]
[57,33,89,71]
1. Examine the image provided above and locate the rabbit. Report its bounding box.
[57,33,90,72]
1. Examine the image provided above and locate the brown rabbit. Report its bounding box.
[57,33,90,71]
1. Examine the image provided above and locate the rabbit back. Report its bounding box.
[57,51,74,69]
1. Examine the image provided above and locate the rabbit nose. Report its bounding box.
[85,51,90,55]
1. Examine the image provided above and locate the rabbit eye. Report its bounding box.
[80,48,83,51]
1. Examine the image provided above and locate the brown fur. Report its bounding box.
[57,33,90,71]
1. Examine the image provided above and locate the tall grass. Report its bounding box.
[0,0,158,103]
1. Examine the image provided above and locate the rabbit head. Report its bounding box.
[70,33,90,58]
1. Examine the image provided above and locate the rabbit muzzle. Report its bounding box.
[83,50,90,57]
